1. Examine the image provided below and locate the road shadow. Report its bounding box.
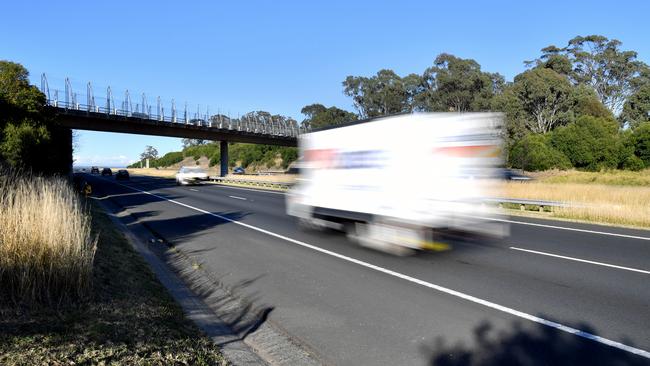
[422,319,649,366]
[151,236,274,345]
[138,210,251,249]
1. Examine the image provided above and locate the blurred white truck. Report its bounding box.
[286,113,508,254]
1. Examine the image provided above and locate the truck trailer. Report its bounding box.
[286,113,508,254]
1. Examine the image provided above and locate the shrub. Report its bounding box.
[633,122,650,167]
[209,153,221,167]
[552,116,620,171]
[0,170,97,307]
[509,134,571,171]
[621,155,645,171]
[279,147,298,168]
[183,144,219,161]
[152,151,183,168]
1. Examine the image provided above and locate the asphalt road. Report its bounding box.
[84,173,650,366]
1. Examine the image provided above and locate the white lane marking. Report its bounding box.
[189,188,199,192]
[475,216,650,241]
[229,195,247,201]
[510,246,650,275]
[101,179,650,359]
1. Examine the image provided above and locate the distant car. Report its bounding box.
[131,112,149,119]
[233,166,245,175]
[189,119,210,127]
[502,169,532,181]
[176,166,208,185]
[101,168,112,176]
[90,166,100,174]
[115,169,130,180]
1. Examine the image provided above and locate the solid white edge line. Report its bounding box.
[510,246,650,275]
[229,195,247,200]
[474,216,650,241]
[102,178,650,360]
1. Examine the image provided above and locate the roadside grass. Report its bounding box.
[126,167,178,178]
[528,169,650,186]
[0,171,96,307]
[503,181,650,228]
[0,200,226,365]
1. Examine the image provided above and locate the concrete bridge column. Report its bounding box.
[220,141,228,177]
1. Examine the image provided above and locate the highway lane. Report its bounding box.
[86,174,650,365]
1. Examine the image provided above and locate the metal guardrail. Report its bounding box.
[210,177,293,189]
[487,197,573,211]
[255,171,286,176]
[209,178,571,207]
[206,178,573,211]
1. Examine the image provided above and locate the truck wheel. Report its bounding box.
[298,217,321,231]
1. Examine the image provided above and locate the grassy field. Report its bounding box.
[504,169,650,228]
[528,169,650,186]
[0,199,225,365]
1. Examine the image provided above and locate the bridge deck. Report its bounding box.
[51,107,298,147]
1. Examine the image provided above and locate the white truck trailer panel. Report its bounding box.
[287,113,506,251]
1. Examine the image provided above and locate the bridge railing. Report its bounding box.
[41,75,310,138]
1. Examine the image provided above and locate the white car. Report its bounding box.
[176,166,208,185]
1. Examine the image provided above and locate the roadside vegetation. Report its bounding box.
[529,168,650,186]
[0,61,72,175]
[0,177,225,365]
[130,142,298,172]
[0,171,96,306]
[504,179,650,228]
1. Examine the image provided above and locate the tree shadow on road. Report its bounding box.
[422,319,649,366]
[164,245,275,345]
[138,210,251,249]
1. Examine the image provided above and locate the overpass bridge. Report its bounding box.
[40,74,307,176]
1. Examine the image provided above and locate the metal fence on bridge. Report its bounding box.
[39,74,310,138]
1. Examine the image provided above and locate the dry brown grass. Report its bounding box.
[0,200,225,365]
[127,167,179,178]
[528,169,650,186]
[0,171,97,306]
[504,181,650,228]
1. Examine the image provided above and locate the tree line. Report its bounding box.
[302,35,649,172]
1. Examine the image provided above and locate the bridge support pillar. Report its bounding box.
[220,141,228,177]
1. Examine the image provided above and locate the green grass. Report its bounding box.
[0,201,225,365]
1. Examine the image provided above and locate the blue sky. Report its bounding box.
[2,0,649,166]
